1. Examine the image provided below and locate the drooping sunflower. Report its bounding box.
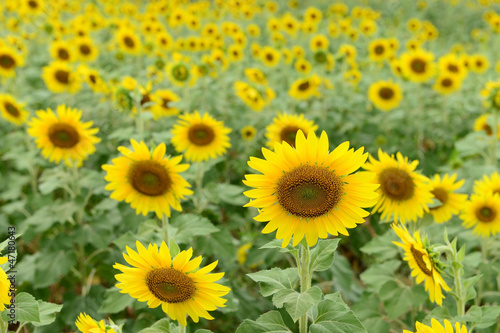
[392,224,450,306]
[116,28,142,55]
[243,130,379,247]
[363,150,433,223]
[428,174,468,223]
[473,172,500,196]
[171,111,231,163]
[114,241,230,327]
[404,319,468,333]
[102,140,192,218]
[42,61,81,94]
[0,46,24,78]
[265,113,318,149]
[151,89,180,119]
[234,81,275,112]
[473,114,499,137]
[368,80,403,112]
[75,313,115,333]
[460,193,500,238]
[27,105,101,166]
[433,75,462,95]
[0,94,29,125]
[0,257,10,311]
[288,75,322,100]
[400,49,436,83]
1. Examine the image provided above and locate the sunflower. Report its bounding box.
[0,257,11,311]
[27,105,100,166]
[400,49,436,83]
[228,44,244,62]
[304,7,322,25]
[368,80,403,112]
[49,40,74,62]
[473,114,500,138]
[241,125,256,141]
[234,81,275,112]
[116,28,142,55]
[433,75,462,95]
[0,46,24,78]
[114,241,230,327]
[439,54,467,80]
[244,130,379,247]
[151,89,180,119]
[171,111,231,163]
[166,61,194,87]
[404,319,468,333]
[460,193,500,237]
[260,46,281,67]
[20,0,45,15]
[42,61,81,94]
[309,34,329,52]
[288,75,322,101]
[79,67,107,93]
[474,172,500,196]
[0,94,29,125]
[74,37,99,62]
[392,224,450,306]
[344,69,362,85]
[244,68,267,85]
[468,54,489,74]
[103,140,192,218]
[155,31,174,51]
[428,174,468,223]
[368,39,389,62]
[265,113,318,149]
[363,150,433,223]
[75,313,115,333]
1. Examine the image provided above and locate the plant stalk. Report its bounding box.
[162,214,170,248]
[299,244,311,333]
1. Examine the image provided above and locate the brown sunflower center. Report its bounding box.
[48,123,80,148]
[410,58,426,73]
[55,70,70,84]
[447,64,458,73]
[162,98,171,109]
[188,124,215,146]
[476,206,496,223]
[298,81,310,91]
[277,165,344,218]
[89,74,97,84]
[0,55,15,69]
[265,53,274,61]
[410,245,433,276]
[483,124,493,136]
[441,78,452,87]
[124,36,135,48]
[79,44,91,55]
[379,167,415,201]
[280,126,301,147]
[378,87,394,100]
[28,0,38,8]
[58,49,70,60]
[4,102,20,117]
[128,160,171,196]
[140,93,151,106]
[430,187,448,210]
[374,45,384,55]
[145,268,196,303]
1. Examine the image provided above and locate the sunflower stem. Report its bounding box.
[299,244,311,333]
[194,161,206,213]
[162,214,170,248]
[178,324,186,333]
[451,251,466,321]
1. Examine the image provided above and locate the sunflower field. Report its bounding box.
[2,0,500,332]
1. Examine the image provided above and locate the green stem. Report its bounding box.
[179,324,186,333]
[78,243,87,297]
[194,162,205,212]
[71,163,80,197]
[453,262,465,320]
[162,214,170,248]
[299,244,311,333]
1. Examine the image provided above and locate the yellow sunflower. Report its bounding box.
[309,34,329,52]
[468,54,489,74]
[392,224,451,306]
[74,37,99,62]
[0,46,24,78]
[241,125,256,141]
[0,257,10,311]
[151,89,180,119]
[244,68,267,85]
[27,105,100,166]
[171,111,231,163]
[473,114,500,138]
[400,49,436,83]
[404,319,468,333]
[368,80,403,112]
[439,54,467,80]
[288,75,322,101]
[433,75,462,95]
[20,0,45,15]
[363,150,433,224]
[49,40,74,62]
[75,313,115,333]
[0,94,29,125]
[102,140,192,218]
[116,28,142,55]
[165,61,195,87]
[42,61,81,94]
[473,172,500,196]
[243,130,379,247]
[429,174,468,223]
[265,113,318,149]
[234,81,275,112]
[260,46,281,67]
[460,193,500,238]
[368,39,390,62]
[114,241,230,327]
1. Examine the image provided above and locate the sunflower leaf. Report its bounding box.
[235,310,292,333]
[309,298,367,333]
[137,318,172,333]
[309,239,340,272]
[31,300,63,326]
[170,214,219,243]
[247,267,299,297]
[283,286,323,322]
[0,292,39,325]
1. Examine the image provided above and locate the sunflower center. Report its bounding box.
[277,165,344,218]
[145,268,196,303]
[265,53,274,61]
[172,65,189,81]
[58,49,70,60]
[379,167,415,201]
[374,45,384,55]
[124,36,135,48]
[280,126,300,147]
[476,206,496,223]
[128,160,171,196]
[140,93,151,106]
[410,58,426,73]
[162,98,171,108]
[410,245,433,276]
[89,74,97,84]
[430,187,448,210]
[55,70,70,84]
[80,44,91,55]
[483,124,493,136]
[447,64,458,73]
[28,0,38,8]
[4,102,20,117]
[48,123,80,148]
[188,124,215,146]
[378,87,394,100]
[298,81,310,91]
[0,55,15,69]
[441,78,452,87]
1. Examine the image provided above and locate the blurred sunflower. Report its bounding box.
[363,150,433,223]
[289,75,322,100]
[468,54,489,74]
[368,39,389,61]
[428,174,468,223]
[114,241,230,327]
[404,319,467,333]
[116,28,142,55]
[244,68,267,85]
[309,34,329,52]
[151,89,180,119]
[234,81,275,112]
[103,140,192,218]
[0,46,24,78]
[461,193,500,237]
[74,37,99,62]
[241,125,256,141]
[0,94,29,125]
[439,54,467,80]
[171,111,231,162]
[166,61,194,87]
[20,0,45,15]
[0,257,10,311]
[75,313,115,333]
[42,61,81,93]
[392,224,450,306]
[260,46,280,67]
[473,114,500,138]
[368,80,403,111]
[265,113,318,149]
[400,49,436,82]
[244,130,379,247]
[27,105,100,166]
[473,172,500,196]
[49,40,74,62]
[294,58,312,74]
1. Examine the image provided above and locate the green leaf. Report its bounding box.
[283,286,323,322]
[194,330,213,333]
[310,299,367,333]
[1,292,39,324]
[309,239,340,272]
[98,287,135,314]
[272,288,296,308]
[247,268,299,297]
[379,281,413,319]
[137,318,172,333]
[34,250,76,288]
[461,305,500,329]
[359,260,400,293]
[216,183,248,205]
[235,310,292,333]
[360,229,399,261]
[169,238,180,258]
[31,301,63,326]
[260,240,298,255]
[171,214,219,243]
[463,274,483,301]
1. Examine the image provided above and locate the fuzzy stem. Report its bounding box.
[179,324,186,333]
[299,244,311,333]
[452,261,465,320]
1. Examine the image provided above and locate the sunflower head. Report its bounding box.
[404,319,468,333]
[461,193,500,238]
